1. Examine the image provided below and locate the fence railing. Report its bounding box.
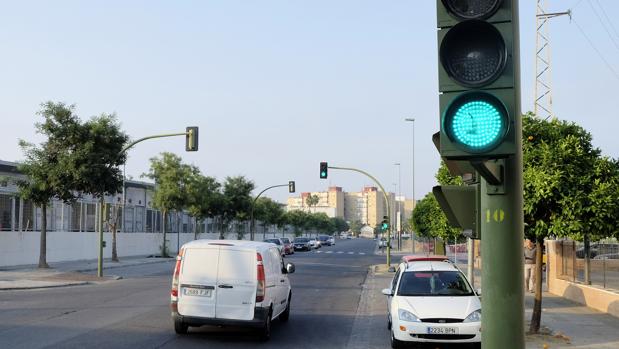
[557,239,619,291]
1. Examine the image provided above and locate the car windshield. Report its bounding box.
[319,236,329,241]
[280,238,290,243]
[294,238,309,243]
[264,239,281,245]
[397,271,474,297]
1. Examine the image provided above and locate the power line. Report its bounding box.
[572,17,619,81]
[587,0,619,51]
[594,0,619,41]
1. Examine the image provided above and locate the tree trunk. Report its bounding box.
[112,223,119,262]
[219,216,225,240]
[38,204,49,268]
[193,217,198,240]
[529,239,544,333]
[584,234,591,285]
[161,209,168,257]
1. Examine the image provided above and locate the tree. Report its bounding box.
[331,217,349,234]
[349,220,362,237]
[254,197,285,239]
[222,176,254,239]
[306,194,319,213]
[74,113,129,262]
[523,114,619,333]
[144,153,192,257]
[186,170,221,240]
[15,102,84,268]
[285,210,309,236]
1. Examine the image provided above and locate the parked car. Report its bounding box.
[279,237,294,255]
[309,238,321,249]
[318,235,332,246]
[328,236,335,246]
[293,237,312,251]
[171,240,295,341]
[382,260,481,348]
[594,253,619,260]
[264,238,285,256]
[378,237,388,248]
[400,255,450,263]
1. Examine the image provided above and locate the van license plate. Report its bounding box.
[427,327,458,335]
[183,287,212,297]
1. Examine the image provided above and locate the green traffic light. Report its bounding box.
[321,171,327,178]
[444,92,508,153]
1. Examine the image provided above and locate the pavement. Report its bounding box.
[0,255,173,291]
[363,247,619,349]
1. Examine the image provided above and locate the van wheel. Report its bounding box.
[260,309,272,341]
[174,317,188,334]
[280,294,291,322]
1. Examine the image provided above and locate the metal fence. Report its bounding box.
[558,239,619,291]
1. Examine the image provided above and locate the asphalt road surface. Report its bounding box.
[0,238,384,349]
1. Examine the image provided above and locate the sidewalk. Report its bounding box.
[0,255,172,291]
[352,263,619,349]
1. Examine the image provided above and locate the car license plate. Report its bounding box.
[183,287,212,297]
[427,327,458,335]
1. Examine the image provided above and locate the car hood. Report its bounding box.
[396,296,480,320]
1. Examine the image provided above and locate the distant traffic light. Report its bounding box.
[288,181,295,193]
[381,216,389,231]
[437,1,516,160]
[320,162,328,179]
[185,127,199,152]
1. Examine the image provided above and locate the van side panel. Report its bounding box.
[215,248,256,320]
[177,247,220,318]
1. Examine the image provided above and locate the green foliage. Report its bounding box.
[222,176,255,224]
[144,152,192,214]
[349,220,362,234]
[254,197,285,227]
[305,194,320,211]
[522,113,619,242]
[330,217,349,233]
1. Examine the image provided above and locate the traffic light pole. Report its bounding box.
[250,184,290,241]
[481,1,525,347]
[328,166,393,268]
[97,129,197,278]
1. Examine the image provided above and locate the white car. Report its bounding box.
[382,260,481,348]
[309,238,321,249]
[171,240,295,340]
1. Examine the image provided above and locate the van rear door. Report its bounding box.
[177,246,219,318]
[215,248,256,320]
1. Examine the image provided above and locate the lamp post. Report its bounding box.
[394,163,401,250]
[404,118,415,254]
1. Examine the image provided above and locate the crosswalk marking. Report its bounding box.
[310,250,370,255]
[347,252,354,254]
[326,251,333,254]
[337,251,344,254]
[359,252,365,255]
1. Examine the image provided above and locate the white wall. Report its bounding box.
[0,231,216,267]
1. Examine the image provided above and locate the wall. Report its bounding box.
[547,240,619,319]
[0,231,255,267]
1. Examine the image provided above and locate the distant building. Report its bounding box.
[286,185,414,230]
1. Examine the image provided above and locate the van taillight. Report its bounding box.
[171,249,184,301]
[256,252,265,302]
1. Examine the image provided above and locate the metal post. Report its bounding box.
[405,118,416,254]
[250,183,291,241]
[467,237,474,286]
[97,197,105,277]
[481,2,524,345]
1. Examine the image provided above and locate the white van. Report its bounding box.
[170,240,295,340]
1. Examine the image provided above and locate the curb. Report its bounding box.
[0,281,90,291]
[73,258,173,273]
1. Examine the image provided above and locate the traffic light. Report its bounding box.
[381,216,389,231]
[437,0,517,160]
[320,162,328,179]
[288,181,295,193]
[185,127,199,152]
[433,184,480,239]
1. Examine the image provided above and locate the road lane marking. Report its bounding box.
[326,251,333,254]
[337,251,344,254]
[347,252,354,254]
[359,252,365,255]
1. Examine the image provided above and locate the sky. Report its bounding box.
[1,0,618,204]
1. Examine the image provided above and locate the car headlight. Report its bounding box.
[398,309,421,322]
[463,309,481,323]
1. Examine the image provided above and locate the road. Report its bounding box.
[0,238,384,349]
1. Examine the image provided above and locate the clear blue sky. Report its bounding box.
[1,0,618,203]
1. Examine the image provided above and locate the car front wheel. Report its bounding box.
[390,328,403,349]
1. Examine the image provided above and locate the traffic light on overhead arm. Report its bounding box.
[288,181,295,193]
[437,0,517,160]
[185,127,199,152]
[320,162,328,179]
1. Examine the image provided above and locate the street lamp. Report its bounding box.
[394,163,401,250]
[404,118,415,254]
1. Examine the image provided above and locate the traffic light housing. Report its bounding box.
[186,127,199,152]
[320,162,328,179]
[437,0,517,160]
[381,216,389,231]
[288,181,295,193]
[433,184,480,239]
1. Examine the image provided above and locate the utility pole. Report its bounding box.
[534,0,571,120]
[404,118,415,254]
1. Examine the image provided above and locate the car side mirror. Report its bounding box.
[285,262,296,274]
[381,288,393,296]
